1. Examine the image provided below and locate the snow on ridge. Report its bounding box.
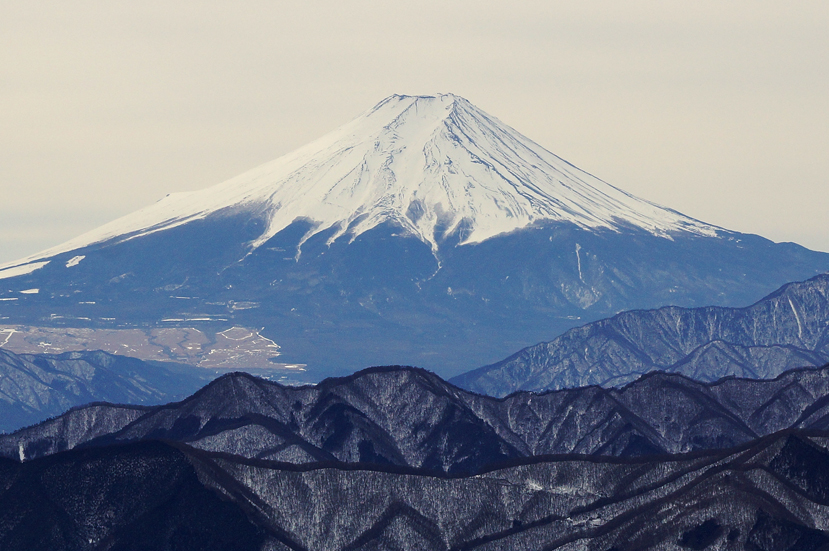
[0,261,50,280]
[3,94,720,268]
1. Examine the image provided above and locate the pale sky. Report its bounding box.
[1,1,827,264]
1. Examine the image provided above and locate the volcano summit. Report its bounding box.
[1,94,828,377]
[10,94,716,259]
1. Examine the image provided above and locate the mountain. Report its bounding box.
[5,367,829,549]
[6,364,829,473]
[165,432,829,551]
[0,348,215,433]
[1,94,828,378]
[2,428,829,550]
[452,273,829,396]
[0,441,264,550]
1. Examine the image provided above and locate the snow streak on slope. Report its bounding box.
[2,94,718,269]
[0,261,49,280]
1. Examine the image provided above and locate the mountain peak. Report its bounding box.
[3,93,719,269]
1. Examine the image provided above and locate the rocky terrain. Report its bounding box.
[2,428,828,550]
[0,441,263,550]
[453,273,829,396]
[3,364,829,548]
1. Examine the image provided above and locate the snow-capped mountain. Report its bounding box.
[3,94,715,269]
[1,94,828,378]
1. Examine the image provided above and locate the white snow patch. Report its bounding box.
[788,297,804,341]
[526,480,544,491]
[65,255,85,268]
[0,261,49,280]
[20,288,39,294]
[280,364,306,371]
[575,243,584,282]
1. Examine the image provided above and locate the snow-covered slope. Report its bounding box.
[2,94,717,270]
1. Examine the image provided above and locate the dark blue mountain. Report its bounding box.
[1,94,827,379]
[452,273,829,395]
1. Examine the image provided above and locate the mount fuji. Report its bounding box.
[1,94,828,378]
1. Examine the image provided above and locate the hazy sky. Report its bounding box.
[2,1,827,264]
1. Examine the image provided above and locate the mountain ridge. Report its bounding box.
[6,362,829,474]
[452,272,829,395]
[4,402,829,548]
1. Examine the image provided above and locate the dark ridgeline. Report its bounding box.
[1,392,829,549]
[452,273,829,396]
[3,363,829,548]
[4,363,829,470]
[0,441,264,550]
